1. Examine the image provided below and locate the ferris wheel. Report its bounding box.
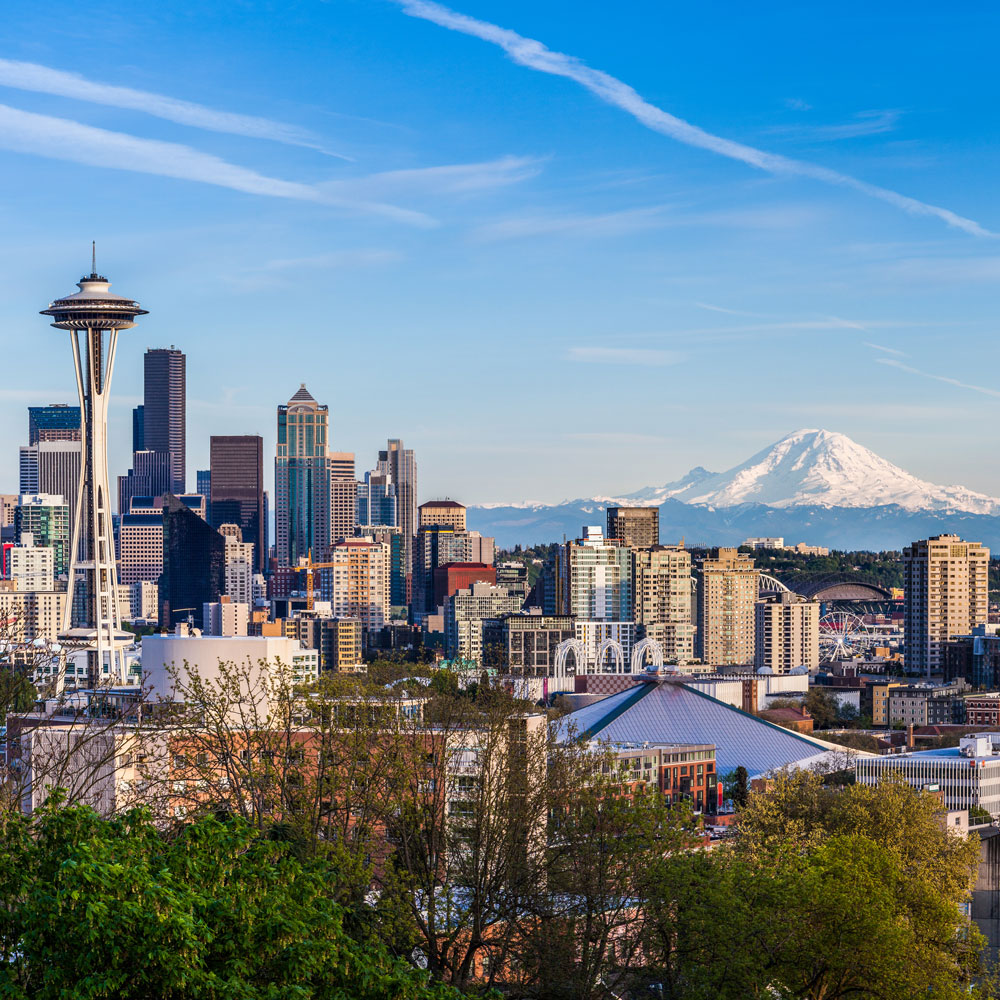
[818,611,875,662]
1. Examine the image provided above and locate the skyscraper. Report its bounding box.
[696,548,759,666]
[904,534,989,676]
[556,526,633,621]
[634,545,694,662]
[275,385,331,565]
[143,347,186,495]
[219,523,254,606]
[132,404,144,452]
[378,439,417,587]
[754,592,820,674]
[357,469,397,528]
[28,404,81,444]
[209,435,265,572]
[160,494,225,630]
[419,500,467,531]
[19,441,80,534]
[329,451,358,545]
[14,494,70,577]
[117,449,171,515]
[607,506,659,550]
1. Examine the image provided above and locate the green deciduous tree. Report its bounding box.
[0,798,459,1000]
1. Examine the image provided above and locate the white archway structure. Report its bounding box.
[596,638,625,673]
[554,638,587,678]
[630,637,664,673]
[758,573,791,594]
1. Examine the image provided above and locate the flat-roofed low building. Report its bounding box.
[603,741,719,813]
[966,696,1000,728]
[856,735,1000,817]
[871,680,902,726]
[888,681,968,727]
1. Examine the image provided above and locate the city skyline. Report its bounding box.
[0,2,998,505]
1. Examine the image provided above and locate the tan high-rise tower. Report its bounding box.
[904,534,988,676]
[696,548,759,666]
[419,500,467,532]
[754,592,819,674]
[634,545,694,662]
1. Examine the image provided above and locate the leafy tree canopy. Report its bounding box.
[0,799,460,1000]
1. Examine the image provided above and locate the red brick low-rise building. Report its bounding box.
[966,697,1000,728]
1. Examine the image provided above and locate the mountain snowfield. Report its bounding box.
[469,429,1000,549]
[624,429,1000,514]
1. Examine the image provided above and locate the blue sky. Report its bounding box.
[1,0,998,505]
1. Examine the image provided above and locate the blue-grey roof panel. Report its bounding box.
[558,680,847,777]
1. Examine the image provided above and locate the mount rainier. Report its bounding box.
[468,429,1000,550]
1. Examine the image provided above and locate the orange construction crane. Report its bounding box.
[302,550,338,611]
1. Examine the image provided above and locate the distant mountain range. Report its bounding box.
[468,429,1000,551]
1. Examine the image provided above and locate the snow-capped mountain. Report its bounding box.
[627,429,1000,514]
[468,429,1000,549]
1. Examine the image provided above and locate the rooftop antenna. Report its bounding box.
[91,241,96,277]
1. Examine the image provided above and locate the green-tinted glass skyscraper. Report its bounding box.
[275,385,331,566]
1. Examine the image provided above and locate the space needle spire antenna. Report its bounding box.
[41,257,148,693]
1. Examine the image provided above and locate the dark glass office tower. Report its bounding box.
[28,404,81,444]
[143,347,185,495]
[132,404,144,452]
[209,435,265,573]
[159,493,224,630]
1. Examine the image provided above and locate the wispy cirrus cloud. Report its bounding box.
[477,205,668,241]
[321,155,542,199]
[476,202,817,242]
[567,346,682,366]
[768,109,902,141]
[0,104,433,225]
[876,357,1000,399]
[394,0,993,237]
[258,249,403,271]
[0,58,345,156]
[864,341,907,357]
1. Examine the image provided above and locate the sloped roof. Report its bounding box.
[557,680,865,777]
[290,383,315,402]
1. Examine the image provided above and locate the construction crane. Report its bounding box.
[301,551,338,611]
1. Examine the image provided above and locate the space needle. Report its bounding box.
[41,248,147,692]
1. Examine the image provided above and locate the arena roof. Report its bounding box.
[556,680,870,778]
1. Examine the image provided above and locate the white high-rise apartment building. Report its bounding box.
[9,533,54,592]
[557,526,633,621]
[754,592,820,674]
[904,534,989,676]
[219,523,254,607]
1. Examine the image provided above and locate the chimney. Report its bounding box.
[907,724,915,749]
